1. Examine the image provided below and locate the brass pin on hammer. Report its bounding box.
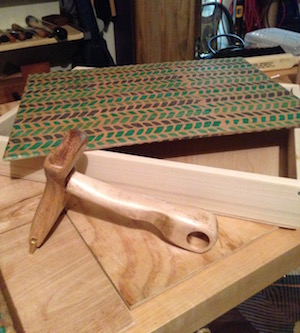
[29,130,218,254]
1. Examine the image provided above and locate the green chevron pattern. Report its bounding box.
[4,57,300,160]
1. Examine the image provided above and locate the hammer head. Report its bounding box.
[45,129,88,184]
[29,130,88,253]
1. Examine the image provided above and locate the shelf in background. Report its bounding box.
[0,25,84,52]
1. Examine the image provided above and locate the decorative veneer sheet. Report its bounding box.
[4,58,300,160]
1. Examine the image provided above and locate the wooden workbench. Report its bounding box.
[1,67,300,332]
[1,191,300,333]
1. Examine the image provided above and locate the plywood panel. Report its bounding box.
[0,217,133,333]
[116,129,289,176]
[0,175,43,233]
[68,197,275,307]
[168,146,281,176]
[126,227,300,333]
[0,174,132,333]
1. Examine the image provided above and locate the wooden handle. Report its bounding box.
[11,24,45,38]
[26,15,51,32]
[67,171,218,253]
[12,23,24,31]
[0,29,16,43]
[9,29,26,41]
[26,15,67,40]
[21,26,49,38]
[11,24,33,39]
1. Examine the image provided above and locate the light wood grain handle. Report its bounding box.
[67,171,218,253]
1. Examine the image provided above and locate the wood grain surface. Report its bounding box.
[125,227,300,333]
[1,142,300,331]
[68,197,275,307]
[134,0,199,63]
[0,176,133,333]
[0,176,43,233]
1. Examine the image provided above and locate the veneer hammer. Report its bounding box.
[29,130,218,254]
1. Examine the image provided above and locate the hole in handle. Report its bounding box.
[187,231,210,250]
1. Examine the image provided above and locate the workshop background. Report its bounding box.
[1,1,300,333]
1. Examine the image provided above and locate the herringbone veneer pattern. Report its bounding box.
[4,58,300,160]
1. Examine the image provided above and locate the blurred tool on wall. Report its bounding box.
[60,0,115,67]
[197,0,300,59]
[233,0,244,37]
[26,15,68,41]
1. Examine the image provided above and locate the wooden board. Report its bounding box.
[0,288,15,333]
[168,145,282,175]
[117,128,290,176]
[294,128,300,178]
[134,0,200,63]
[67,198,275,307]
[0,101,19,117]
[1,130,300,331]
[0,176,43,233]
[1,174,300,332]
[125,227,300,333]
[4,58,300,161]
[0,177,133,333]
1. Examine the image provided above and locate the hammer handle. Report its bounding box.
[67,171,218,253]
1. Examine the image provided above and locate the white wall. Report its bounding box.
[202,0,231,9]
[222,0,232,9]
[103,23,116,64]
[0,2,60,29]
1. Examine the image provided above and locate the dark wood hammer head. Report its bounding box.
[29,130,88,253]
[45,129,88,185]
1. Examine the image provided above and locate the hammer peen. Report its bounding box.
[29,130,218,254]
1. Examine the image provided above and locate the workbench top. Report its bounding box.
[1,157,300,332]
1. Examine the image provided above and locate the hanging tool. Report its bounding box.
[0,29,16,43]
[26,15,68,41]
[234,0,245,37]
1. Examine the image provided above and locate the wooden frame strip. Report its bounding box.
[79,147,300,229]
[295,128,300,178]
